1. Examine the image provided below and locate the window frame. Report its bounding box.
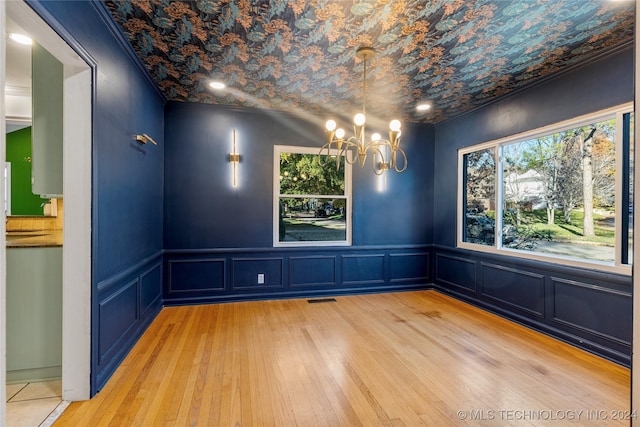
[457,103,633,275]
[273,145,352,248]
[4,162,10,216]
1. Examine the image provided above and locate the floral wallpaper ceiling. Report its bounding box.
[104,0,634,124]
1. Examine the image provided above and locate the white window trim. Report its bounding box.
[457,103,634,275]
[273,145,352,247]
[4,163,10,216]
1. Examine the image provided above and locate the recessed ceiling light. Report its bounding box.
[416,103,431,112]
[8,33,33,46]
[209,81,226,90]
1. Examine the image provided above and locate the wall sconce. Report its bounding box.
[228,129,240,188]
[135,133,158,145]
[376,166,387,193]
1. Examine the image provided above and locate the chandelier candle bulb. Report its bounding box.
[325,120,337,131]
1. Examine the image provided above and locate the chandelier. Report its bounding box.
[319,46,406,175]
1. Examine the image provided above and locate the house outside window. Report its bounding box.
[458,104,633,273]
[273,145,352,247]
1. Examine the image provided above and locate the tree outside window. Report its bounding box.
[463,148,496,246]
[274,146,351,246]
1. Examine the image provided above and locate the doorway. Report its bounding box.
[2,1,92,423]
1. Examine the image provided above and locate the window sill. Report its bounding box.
[456,241,632,276]
[274,241,351,248]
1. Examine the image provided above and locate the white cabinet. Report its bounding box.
[31,42,63,197]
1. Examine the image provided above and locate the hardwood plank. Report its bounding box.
[54,291,630,426]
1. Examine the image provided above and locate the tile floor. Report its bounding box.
[6,380,69,427]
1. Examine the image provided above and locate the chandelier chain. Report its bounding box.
[362,55,367,120]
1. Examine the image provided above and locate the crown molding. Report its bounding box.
[4,85,31,96]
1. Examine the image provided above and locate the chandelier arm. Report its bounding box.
[319,142,345,170]
[370,144,386,165]
[341,139,361,165]
[344,154,358,165]
[317,145,327,165]
[371,146,386,176]
[368,141,392,163]
[338,143,351,169]
[317,143,333,166]
[365,140,392,151]
[393,148,408,173]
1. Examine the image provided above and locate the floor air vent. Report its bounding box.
[307,298,337,304]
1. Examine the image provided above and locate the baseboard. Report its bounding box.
[163,283,433,306]
[432,284,630,367]
[7,366,62,383]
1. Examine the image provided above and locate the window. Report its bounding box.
[274,145,351,246]
[458,104,633,272]
[626,113,634,261]
[462,148,496,246]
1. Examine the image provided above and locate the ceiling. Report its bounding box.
[5,18,32,89]
[5,17,32,133]
[104,1,634,125]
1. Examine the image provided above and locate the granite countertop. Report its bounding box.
[6,230,63,248]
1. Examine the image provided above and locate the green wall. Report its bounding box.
[6,127,46,215]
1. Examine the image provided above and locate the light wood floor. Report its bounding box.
[54,290,630,426]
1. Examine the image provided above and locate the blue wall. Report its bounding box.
[163,102,435,304]
[432,45,634,365]
[28,1,165,394]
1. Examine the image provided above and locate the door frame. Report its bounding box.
[2,1,93,417]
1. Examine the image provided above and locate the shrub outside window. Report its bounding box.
[274,145,351,247]
[458,104,633,273]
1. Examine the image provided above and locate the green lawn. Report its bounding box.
[281,216,346,241]
[516,209,614,246]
